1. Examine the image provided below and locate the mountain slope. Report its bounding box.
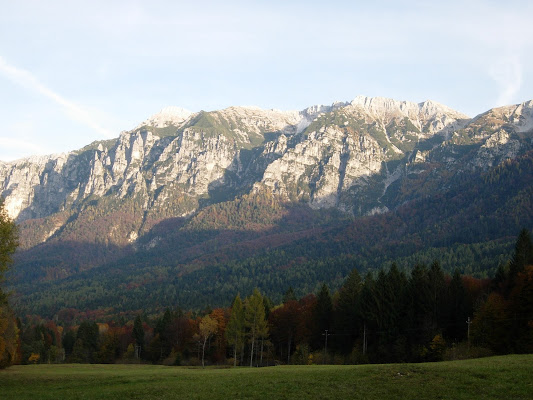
[11,149,533,317]
[1,96,532,317]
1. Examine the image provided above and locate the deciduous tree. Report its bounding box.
[0,198,19,368]
[199,315,218,367]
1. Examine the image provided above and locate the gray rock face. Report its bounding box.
[1,97,532,248]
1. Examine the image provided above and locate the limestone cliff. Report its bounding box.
[1,97,532,250]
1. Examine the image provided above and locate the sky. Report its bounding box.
[1,0,532,162]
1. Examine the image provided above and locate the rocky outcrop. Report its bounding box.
[1,97,532,247]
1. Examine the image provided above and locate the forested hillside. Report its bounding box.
[13,230,533,367]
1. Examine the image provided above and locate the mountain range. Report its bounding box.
[1,96,532,318]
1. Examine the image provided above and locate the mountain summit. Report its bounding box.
[1,96,530,225]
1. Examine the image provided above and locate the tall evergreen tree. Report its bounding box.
[443,269,469,342]
[132,315,144,359]
[507,265,533,353]
[334,268,362,354]
[384,264,408,361]
[491,262,509,293]
[245,289,268,367]
[283,287,297,303]
[363,266,408,362]
[75,321,99,363]
[311,284,333,351]
[225,294,245,366]
[509,228,533,281]
[406,264,432,358]
[428,261,446,330]
[359,272,377,355]
[154,308,172,360]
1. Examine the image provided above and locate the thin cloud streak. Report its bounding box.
[0,56,114,138]
[489,57,523,107]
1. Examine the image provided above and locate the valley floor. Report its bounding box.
[1,355,532,399]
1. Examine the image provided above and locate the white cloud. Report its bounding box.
[0,56,114,138]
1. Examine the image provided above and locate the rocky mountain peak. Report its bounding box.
[418,99,469,120]
[1,96,532,245]
[491,100,533,133]
[468,100,533,134]
[301,101,349,117]
[139,106,194,128]
[350,95,468,120]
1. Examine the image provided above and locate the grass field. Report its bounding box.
[1,355,532,399]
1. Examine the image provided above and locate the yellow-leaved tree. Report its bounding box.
[199,315,218,368]
[0,197,19,368]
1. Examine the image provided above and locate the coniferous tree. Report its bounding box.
[69,339,88,363]
[263,296,274,319]
[359,272,377,356]
[76,321,99,363]
[62,329,76,358]
[245,289,268,367]
[507,266,533,353]
[132,315,144,359]
[428,261,446,330]
[384,264,408,361]
[334,268,362,354]
[471,292,509,353]
[364,266,408,362]
[509,228,533,282]
[154,309,172,360]
[311,284,333,352]
[226,294,245,366]
[491,262,509,292]
[406,264,432,359]
[443,269,469,342]
[283,287,297,303]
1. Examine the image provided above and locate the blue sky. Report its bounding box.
[1,0,532,161]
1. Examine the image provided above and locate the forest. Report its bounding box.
[4,229,532,368]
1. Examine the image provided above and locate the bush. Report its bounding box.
[348,344,369,365]
[444,342,494,361]
[429,334,446,361]
[292,344,310,365]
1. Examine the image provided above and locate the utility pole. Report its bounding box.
[363,323,367,355]
[322,330,329,364]
[466,317,471,349]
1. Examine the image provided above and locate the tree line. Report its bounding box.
[7,228,532,367]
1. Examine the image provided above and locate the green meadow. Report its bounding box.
[1,355,532,399]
